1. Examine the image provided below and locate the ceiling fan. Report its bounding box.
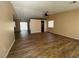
[70,1,77,4]
[44,11,48,16]
[72,1,77,3]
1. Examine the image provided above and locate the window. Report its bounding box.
[48,20,54,28]
[20,22,28,31]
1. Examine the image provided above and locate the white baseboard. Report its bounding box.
[4,39,15,58]
[49,32,79,40]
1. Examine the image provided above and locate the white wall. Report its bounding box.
[30,19,41,33]
[44,20,47,32]
[30,19,47,33]
[0,2,15,57]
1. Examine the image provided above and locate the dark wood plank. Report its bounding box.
[8,31,79,58]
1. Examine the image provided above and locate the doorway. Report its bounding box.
[41,21,44,32]
[20,22,28,31]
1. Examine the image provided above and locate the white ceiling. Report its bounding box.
[11,1,79,21]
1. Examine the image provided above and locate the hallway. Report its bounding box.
[8,31,79,58]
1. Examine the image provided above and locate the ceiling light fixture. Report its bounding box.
[72,1,77,3]
[44,11,48,16]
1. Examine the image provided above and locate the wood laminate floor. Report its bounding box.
[8,31,79,58]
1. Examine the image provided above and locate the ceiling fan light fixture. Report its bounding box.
[45,11,48,16]
[72,1,77,3]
